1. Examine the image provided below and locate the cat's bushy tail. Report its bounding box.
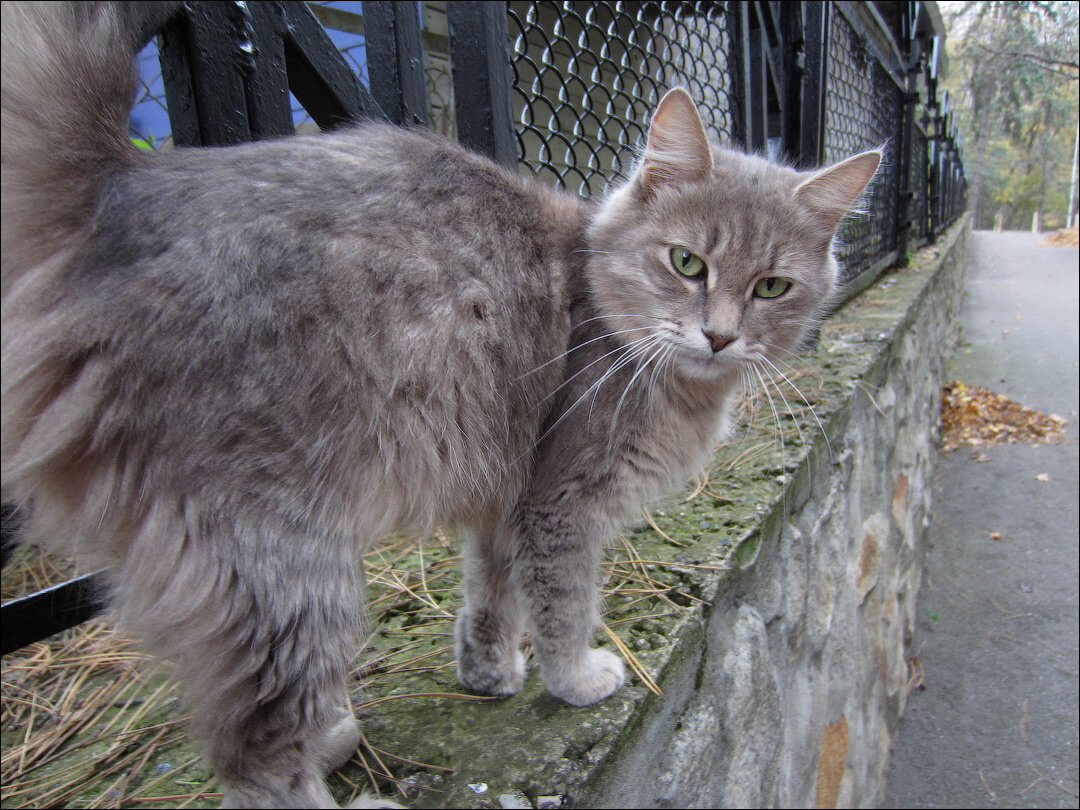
[0,1,176,295]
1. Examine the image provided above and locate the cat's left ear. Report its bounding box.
[794,149,882,235]
[639,88,714,198]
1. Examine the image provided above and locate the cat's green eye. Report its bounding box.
[753,277,791,299]
[670,247,706,279]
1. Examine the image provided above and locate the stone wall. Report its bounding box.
[581,217,971,808]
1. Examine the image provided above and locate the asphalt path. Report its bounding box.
[883,230,1080,808]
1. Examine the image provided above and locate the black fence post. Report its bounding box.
[447,1,516,166]
[278,1,385,129]
[925,37,943,238]
[894,5,921,260]
[365,1,429,127]
[799,0,829,167]
[158,2,257,145]
[245,3,298,140]
[738,2,766,154]
[726,1,747,150]
[2,570,108,656]
[735,1,807,162]
[780,2,805,164]
[158,1,386,143]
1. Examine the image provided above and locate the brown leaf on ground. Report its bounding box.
[1039,227,1079,247]
[940,381,1068,452]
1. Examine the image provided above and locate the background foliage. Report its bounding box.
[942,0,1079,231]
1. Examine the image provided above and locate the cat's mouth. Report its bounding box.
[670,334,748,380]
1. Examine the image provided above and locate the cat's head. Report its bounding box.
[585,88,880,383]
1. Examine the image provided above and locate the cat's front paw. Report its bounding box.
[457,646,526,696]
[542,648,626,706]
[455,622,527,696]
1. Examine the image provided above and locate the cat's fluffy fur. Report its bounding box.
[1,3,879,807]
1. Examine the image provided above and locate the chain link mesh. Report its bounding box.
[909,123,930,243]
[823,5,905,282]
[507,1,735,198]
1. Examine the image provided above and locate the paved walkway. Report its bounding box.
[883,231,1079,808]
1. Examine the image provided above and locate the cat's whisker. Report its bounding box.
[751,364,787,477]
[571,313,669,331]
[645,341,673,402]
[606,338,672,452]
[758,355,833,463]
[755,361,809,452]
[544,331,662,409]
[586,334,667,427]
[760,341,812,364]
[644,340,675,416]
[514,324,657,381]
[736,365,765,441]
[574,332,664,423]
[513,334,664,462]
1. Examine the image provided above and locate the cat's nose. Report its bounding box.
[704,330,735,352]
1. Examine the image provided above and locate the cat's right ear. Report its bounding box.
[794,149,881,236]
[639,88,714,199]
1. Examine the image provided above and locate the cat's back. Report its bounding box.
[4,123,585,539]
[83,123,583,424]
[90,122,579,299]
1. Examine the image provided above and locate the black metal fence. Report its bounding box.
[2,0,967,653]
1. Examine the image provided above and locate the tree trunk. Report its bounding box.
[1068,116,1079,229]
[969,107,991,229]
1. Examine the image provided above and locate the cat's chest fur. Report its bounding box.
[526,306,735,523]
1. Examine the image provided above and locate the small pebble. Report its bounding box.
[498,791,532,809]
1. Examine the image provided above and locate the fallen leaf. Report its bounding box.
[1035,473,1050,482]
[1040,226,1079,246]
[941,381,1068,451]
[989,532,1002,540]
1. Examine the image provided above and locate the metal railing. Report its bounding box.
[2,0,967,654]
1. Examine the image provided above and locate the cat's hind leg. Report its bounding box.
[454,519,527,696]
[313,701,361,773]
[116,500,370,808]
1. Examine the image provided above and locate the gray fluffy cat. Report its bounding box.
[1,2,879,807]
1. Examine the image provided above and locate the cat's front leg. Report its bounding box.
[455,521,527,696]
[515,505,626,706]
